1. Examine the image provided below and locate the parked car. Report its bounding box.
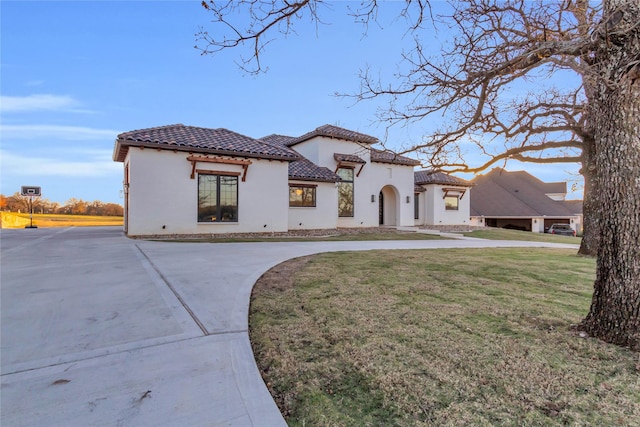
[546,223,576,237]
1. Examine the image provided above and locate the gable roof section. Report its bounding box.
[470,168,581,217]
[414,170,472,186]
[286,124,379,147]
[260,134,339,183]
[113,124,300,162]
[371,149,420,166]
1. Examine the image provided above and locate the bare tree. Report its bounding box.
[5,192,33,213]
[197,0,640,349]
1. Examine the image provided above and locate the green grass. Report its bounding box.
[249,248,639,426]
[464,228,582,244]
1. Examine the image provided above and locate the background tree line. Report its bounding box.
[0,193,124,216]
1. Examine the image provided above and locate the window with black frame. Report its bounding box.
[444,195,459,211]
[289,185,316,207]
[198,174,238,222]
[337,167,354,217]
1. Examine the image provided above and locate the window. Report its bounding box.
[198,173,238,222]
[289,185,316,207]
[337,167,354,217]
[414,193,420,219]
[445,195,459,211]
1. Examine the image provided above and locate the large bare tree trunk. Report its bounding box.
[578,136,599,257]
[581,0,640,349]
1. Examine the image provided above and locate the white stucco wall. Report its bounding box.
[370,162,416,227]
[125,148,290,236]
[288,181,337,230]
[532,217,546,233]
[414,191,425,226]
[294,137,416,228]
[469,216,484,227]
[421,184,471,226]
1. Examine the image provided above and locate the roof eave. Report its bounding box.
[372,159,420,167]
[416,180,474,187]
[287,132,378,147]
[289,176,339,183]
[114,139,301,162]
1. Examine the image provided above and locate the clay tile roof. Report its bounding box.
[259,134,296,146]
[113,124,300,162]
[414,170,472,186]
[260,134,339,182]
[334,153,367,164]
[289,158,340,182]
[371,149,420,166]
[287,124,379,146]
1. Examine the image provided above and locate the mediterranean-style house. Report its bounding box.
[469,168,583,233]
[112,124,473,236]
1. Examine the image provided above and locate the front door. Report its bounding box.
[378,191,384,225]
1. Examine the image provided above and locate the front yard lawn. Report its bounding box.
[250,248,638,426]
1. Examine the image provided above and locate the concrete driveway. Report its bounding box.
[1,227,579,426]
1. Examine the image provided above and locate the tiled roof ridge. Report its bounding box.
[371,148,420,166]
[287,124,379,146]
[117,123,185,138]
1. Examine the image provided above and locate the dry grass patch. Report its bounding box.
[250,248,639,426]
[463,228,582,245]
[2,212,123,227]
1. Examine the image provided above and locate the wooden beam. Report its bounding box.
[195,169,241,177]
[187,155,251,166]
[442,187,467,199]
[187,156,252,181]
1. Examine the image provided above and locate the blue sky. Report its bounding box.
[1,1,582,205]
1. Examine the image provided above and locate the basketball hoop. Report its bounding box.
[20,186,41,229]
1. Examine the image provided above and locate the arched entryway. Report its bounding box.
[378,185,399,226]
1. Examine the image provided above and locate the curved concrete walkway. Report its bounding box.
[0,227,579,426]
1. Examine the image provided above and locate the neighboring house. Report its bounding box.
[113,123,471,236]
[414,170,473,227]
[469,168,583,233]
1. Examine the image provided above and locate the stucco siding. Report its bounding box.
[423,184,471,226]
[288,181,337,230]
[125,148,289,236]
[369,163,416,227]
[294,137,417,228]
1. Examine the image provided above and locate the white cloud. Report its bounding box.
[0,149,121,178]
[1,94,82,112]
[1,124,119,140]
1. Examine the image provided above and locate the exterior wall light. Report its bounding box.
[371,194,376,203]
